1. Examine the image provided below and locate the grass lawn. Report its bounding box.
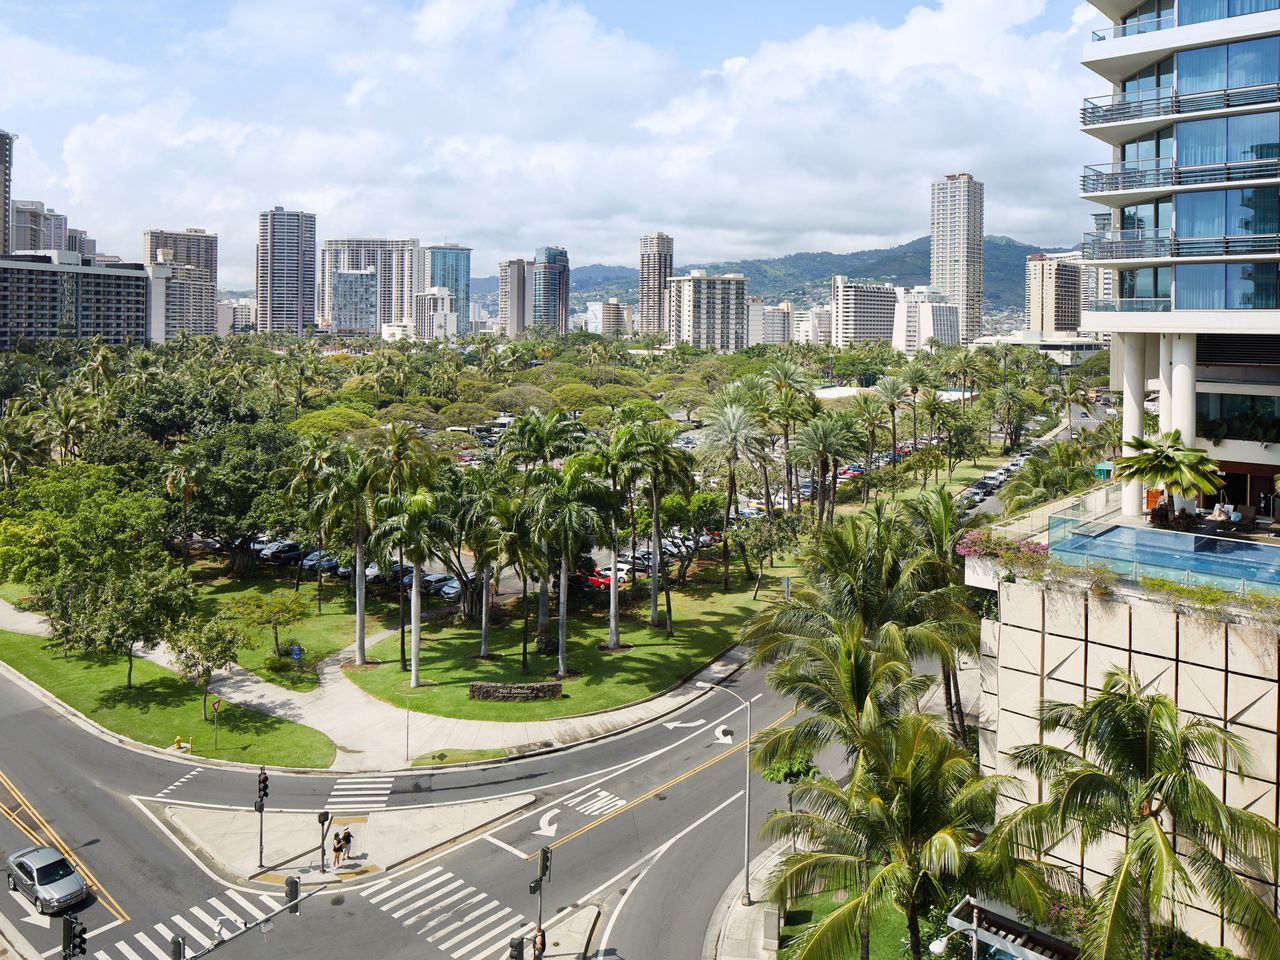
[0,581,34,608]
[413,747,508,767]
[835,447,1009,517]
[0,629,336,768]
[190,563,404,692]
[344,558,791,722]
[782,894,908,958]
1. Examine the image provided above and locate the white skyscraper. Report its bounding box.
[639,232,674,336]
[930,172,984,344]
[319,238,419,334]
[498,258,533,336]
[830,278,898,348]
[891,286,960,356]
[667,270,747,352]
[256,207,316,335]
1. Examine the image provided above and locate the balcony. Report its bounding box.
[1082,81,1280,127]
[1088,297,1172,311]
[1083,229,1280,260]
[1090,15,1175,41]
[1081,155,1280,194]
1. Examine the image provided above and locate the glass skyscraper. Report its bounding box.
[532,246,570,334]
[422,244,472,336]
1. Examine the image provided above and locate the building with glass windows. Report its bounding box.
[420,244,472,335]
[532,246,570,334]
[1081,0,1280,515]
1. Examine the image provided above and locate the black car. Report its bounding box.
[261,541,304,565]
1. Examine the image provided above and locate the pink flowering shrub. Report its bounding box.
[955,529,1049,562]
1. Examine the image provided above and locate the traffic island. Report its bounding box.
[137,793,536,885]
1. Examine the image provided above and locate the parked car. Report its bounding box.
[5,846,87,915]
[301,550,338,573]
[437,577,462,601]
[261,541,303,565]
[249,538,274,558]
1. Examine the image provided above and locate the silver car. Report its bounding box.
[5,846,87,914]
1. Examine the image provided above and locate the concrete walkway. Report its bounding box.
[0,597,744,772]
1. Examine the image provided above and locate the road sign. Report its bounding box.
[212,699,221,713]
[528,877,542,895]
[290,644,303,662]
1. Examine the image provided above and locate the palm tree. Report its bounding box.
[993,669,1280,960]
[315,443,379,665]
[1000,442,1095,513]
[632,420,695,623]
[875,375,909,479]
[35,391,90,461]
[766,714,1060,960]
[285,434,335,610]
[846,393,886,504]
[164,446,205,568]
[791,413,854,526]
[586,428,644,650]
[458,464,513,659]
[0,415,38,488]
[1113,429,1224,508]
[373,423,432,671]
[370,488,443,687]
[701,403,765,591]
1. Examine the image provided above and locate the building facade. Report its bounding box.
[11,201,64,254]
[892,286,961,356]
[0,131,12,255]
[256,207,316,336]
[931,172,985,344]
[532,246,570,333]
[216,298,257,336]
[639,232,674,336]
[600,297,633,337]
[830,278,898,347]
[1080,1,1280,516]
[144,228,218,337]
[1026,252,1083,335]
[499,258,533,337]
[65,228,96,260]
[747,297,793,346]
[421,244,472,335]
[0,250,167,348]
[413,286,458,341]
[330,268,379,338]
[667,270,748,352]
[792,305,833,346]
[318,238,419,335]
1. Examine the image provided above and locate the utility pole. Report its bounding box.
[255,767,269,868]
[317,810,331,872]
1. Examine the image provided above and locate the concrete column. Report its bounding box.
[1122,332,1147,517]
[1158,333,1174,435]
[1171,332,1197,443]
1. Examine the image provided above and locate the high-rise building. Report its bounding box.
[216,298,257,336]
[0,131,13,255]
[532,246,570,334]
[499,258,533,337]
[891,286,960,356]
[667,270,748,352]
[600,298,633,337]
[830,277,898,348]
[319,238,419,334]
[66,228,96,260]
[0,250,168,347]
[747,297,792,346]
[413,287,458,341]
[930,172,984,344]
[256,207,316,336]
[330,268,379,338]
[792,305,833,346]
[421,244,472,335]
[11,201,65,253]
[639,232,674,336]
[1025,252,1082,337]
[144,228,218,337]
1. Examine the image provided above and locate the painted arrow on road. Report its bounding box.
[532,808,561,838]
[662,719,706,730]
[8,890,50,928]
[713,725,733,744]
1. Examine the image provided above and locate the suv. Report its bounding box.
[261,540,303,565]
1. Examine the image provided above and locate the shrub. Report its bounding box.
[1148,500,1202,532]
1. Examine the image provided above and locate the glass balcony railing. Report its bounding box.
[1083,230,1280,260]
[1082,82,1280,127]
[1091,15,1176,41]
[1082,155,1280,193]
[1088,298,1172,311]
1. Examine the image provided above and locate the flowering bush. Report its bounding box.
[955,529,1049,562]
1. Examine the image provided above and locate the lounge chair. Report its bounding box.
[1221,506,1257,533]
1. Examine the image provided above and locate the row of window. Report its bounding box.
[1124,37,1280,94]
[1120,262,1280,307]
[1125,0,1280,27]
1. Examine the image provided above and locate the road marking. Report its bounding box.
[389,876,459,918]
[223,889,267,920]
[7,889,49,928]
[133,932,171,960]
[530,808,559,838]
[432,901,506,948]
[154,768,203,799]
[422,892,488,937]
[713,724,733,744]
[206,898,244,932]
[113,943,144,960]
[455,914,526,960]
[662,719,705,730]
[188,905,222,936]
[169,915,210,950]
[566,790,626,816]
[367,866,443,905]
[323,776,395,811]
[482,835,527,859]
[94,951,110,960]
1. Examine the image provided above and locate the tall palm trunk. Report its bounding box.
[863,437,874,504]
[609,539,621,650]
[557,552,570,677]
[398,545,407,671]
[520,572,531,675]
[316,530,325,613]
[814,455,826,523]
[828,461,839,525]
[782,426,793,511]
[650,484,662,626]
[951,665,969,742]
[721,467,734,591]
[410,560,422,688]
[537,541,550,641]
[479,566,491,658]
[354,532,367,665]
[907,906,923,960]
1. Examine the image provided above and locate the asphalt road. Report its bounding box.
[0,654,795,960]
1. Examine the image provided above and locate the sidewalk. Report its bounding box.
[703,841,790,960]
[0,598,745,772]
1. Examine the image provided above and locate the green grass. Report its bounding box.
[344,560,788,722]
[191,563,404,691]
[0,581,34,609]
[0,629,336,768]
[413,747,508,766]
[781,894,908,958]
[835,447,1008,517]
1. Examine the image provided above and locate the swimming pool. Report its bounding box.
[1049,517,1280,594]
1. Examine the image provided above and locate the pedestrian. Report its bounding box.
[332,830,344,867]
[532,925,546,960]
[341,827,354,861]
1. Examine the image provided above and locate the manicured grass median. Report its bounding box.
[782,894,908,958]
[345,560,787,722]
[413,748,508,767]
[0,629,336,768]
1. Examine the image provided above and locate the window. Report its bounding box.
[1124,55,1174,93]
[1120,266,1171,298]
[1122,198,1173,229]
[1227,262,1280,307]
[1177,45,1227,93]
[1227,111,1280,161]
[1227,187,1280,234]
[1177,117,1226,165]
[1175,263,1226,308]
[1176,190,1226,236]
[1122,126,1174,163]
[1228,36,1280,88]
[1178,0,1227,25]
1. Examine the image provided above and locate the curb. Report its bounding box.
[0,644,749,777]
[0,911,38,960]
[701,839,790,960]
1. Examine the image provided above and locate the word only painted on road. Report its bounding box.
[562,788,627,816]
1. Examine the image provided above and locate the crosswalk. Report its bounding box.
[88,889,280,960]
[361,867,528,960]
[325,776,395,811]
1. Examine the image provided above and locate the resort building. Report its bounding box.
[666,270,748,352]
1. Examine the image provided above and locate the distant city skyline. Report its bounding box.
[0,1,1104,288]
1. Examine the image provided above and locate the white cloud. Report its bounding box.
[3,0,1108,287]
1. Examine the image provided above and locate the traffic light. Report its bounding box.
[538,846,552,880]
[62,915,87,958]
[508,937,525,960]
[285,875,300,914]
[257,767,269,802]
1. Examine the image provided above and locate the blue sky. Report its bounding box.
[0,1,1104,286]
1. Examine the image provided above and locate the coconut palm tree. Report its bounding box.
[632,420,695,622]
[164,445,205,568]
[875,376,910,498]
[35,390,90,461]
[1113,429,1224,506]
[315,443,380,665]
[846,393,887,504]
[584,427,644,650]
[0,415,39,488]
[701,402,765,591]
[1000,441,1095,513]
[285,434,336,610]
[373,423,433,671]
[791,413,854,526]
[993,669,1280,960]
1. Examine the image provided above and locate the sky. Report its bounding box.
[0,0,1106,288]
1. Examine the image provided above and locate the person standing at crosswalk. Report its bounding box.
[332,830,344,867]
[533,925,546,960]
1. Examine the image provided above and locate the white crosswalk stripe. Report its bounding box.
[89,890,282,960]
[368,866,527,958]
[324,776,395,810]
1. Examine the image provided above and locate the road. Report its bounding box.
[0,655,794,960]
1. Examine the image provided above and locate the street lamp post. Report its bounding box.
[928,900,980,960]
[695,680,752,906]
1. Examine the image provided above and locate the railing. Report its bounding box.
[1083,230,1280,260]
[1082,155,1280,193]
[1091,15,1176,41]
[1088,298,1172,311]
[1081,83,1280,126]
[992,483,1121,543]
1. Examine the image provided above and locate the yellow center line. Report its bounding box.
[0,769,129,923]
[0,792,44,848]
[545,707,796,854]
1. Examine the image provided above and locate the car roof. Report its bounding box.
[15,846,65,868]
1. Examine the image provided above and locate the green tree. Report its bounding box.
[846,393,887,504]
[701,402,764,591]
[633,420,695,621]
[231,589,307,658]
[170,614,251,720]
[315,443,380,664]
[164,445,205,568]
[1113,429,1224,505]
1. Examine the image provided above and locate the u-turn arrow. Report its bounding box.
[713,725,733,744]
[532,808,561,838]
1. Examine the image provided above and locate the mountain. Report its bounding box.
[472,235,1067,313]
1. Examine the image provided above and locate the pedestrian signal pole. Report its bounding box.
[255,766,269,868]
